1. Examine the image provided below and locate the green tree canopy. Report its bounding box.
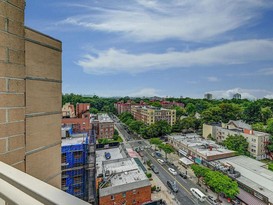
[159,143,174,159]
[223,134,250,156]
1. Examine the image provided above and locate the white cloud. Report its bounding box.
[129,88,161,97]
[264,94,273,99]
[59,0,272,42]
[258,68,273,75]
[77,39,273,74]
[207,76,220,82]
[208,88,273,99]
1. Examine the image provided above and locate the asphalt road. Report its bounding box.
[112,114,209,205]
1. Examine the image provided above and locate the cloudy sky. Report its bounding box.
[26,0,273,99]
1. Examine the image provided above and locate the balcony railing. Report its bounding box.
[0,162,90,205]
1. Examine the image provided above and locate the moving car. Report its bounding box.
[179,171,187,179]
[157,159,164,164]
[207,195,218,205]
[190,188,206,202]
[168,168,177,175]
[167,180,178,193]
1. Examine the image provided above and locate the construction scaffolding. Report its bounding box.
[61,130,96,204]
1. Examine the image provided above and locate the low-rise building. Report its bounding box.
[160,100,184,108]
[99,158,151,205]
[131,106,176,126]
[91,113,114,139]
[168,134,235,163]
[76,103,90,118]
[203,120,270,160]
[62,116,91,133]
[217,156,273,205]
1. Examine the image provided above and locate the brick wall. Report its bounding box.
[0,0,26,171]
[99,185,151,205]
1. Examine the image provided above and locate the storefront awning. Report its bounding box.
[179,157,194,166]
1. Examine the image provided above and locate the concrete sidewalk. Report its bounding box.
[169,153,232,205]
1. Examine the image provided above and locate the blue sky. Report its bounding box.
[26,0,273,99]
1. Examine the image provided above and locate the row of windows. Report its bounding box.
[111,190,137,200]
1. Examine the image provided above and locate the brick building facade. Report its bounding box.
[91,113,114,139]
[0,1,62,188]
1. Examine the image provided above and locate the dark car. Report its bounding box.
[167,180,178,193]
[151,165,159,174]
[207,195,218,205]
[179,171,187,179]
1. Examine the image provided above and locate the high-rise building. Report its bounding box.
[0,1,62,188]
[204,93,213,100]
[233,93,242,99]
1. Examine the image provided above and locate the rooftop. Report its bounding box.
[169,134,235,158]
[97,113,113,123]
[61,135,87,146]
[100,158,150,196]
[218,156,273,203]
[96,147,125,176]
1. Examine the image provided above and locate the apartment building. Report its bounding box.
[0,1,62,188]
[91,113,114,139]
[114,101,132,115]
[204,93,213,100]
[160,100,184,109]
[203,120,270,160]
[131,106,176,126]
[99,158,151,205]
[76,103,90,118]
[62,103,76,118]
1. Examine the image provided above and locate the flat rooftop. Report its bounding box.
[169,134,235,157]
[97,113,113,123]
[61,135,87,146]
[218,156,273,203]
[100,158,150,196]
[96,147,125,176]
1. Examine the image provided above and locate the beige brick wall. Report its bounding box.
[0,1,62,189]
[0,0,26,169]
[26,144,61,188]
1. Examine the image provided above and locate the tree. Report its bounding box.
[267,118,273,135]
[204,170,239,200]
[159,143,174,160]
[223,134,250,156]
[185,103,196,116]
[89,107,99,114]
[261,107,273,124]
[243,102,262,124]
[149,101,162,108]
[149,138,162,150]
[218,103,243,123]
[201,106,222,124]
[191,164,210,184]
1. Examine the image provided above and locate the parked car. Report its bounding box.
[157,159,164,164]
[168,168,177,175]
[190,188,206,202]
[179,171,187,179]
[139,151,144,157]
[207,195,218,205]
[167,180,178,193]
[231,198,241,205]
[151,165,159,174]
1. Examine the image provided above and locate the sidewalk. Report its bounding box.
[169,153,232,205]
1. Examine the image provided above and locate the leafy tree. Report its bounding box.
[201,106,222,124]
[149,101,162,108]
[159,143,174,160]
[89,107,99,114]
[149,138,162,150]
[223,134,250,156]
[185,103,196,116]
[267,118,273,135]
[243,102,262,124]
[174,106,186,119]
[204,170,239,200]
[252,122,266,132]
[218,103,243,123]
[261,107,273,124]
[191,164,210,184]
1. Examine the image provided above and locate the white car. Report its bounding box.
[157,159,164,164]
[168,168,177,175]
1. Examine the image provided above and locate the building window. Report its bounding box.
[132,199,136,204]
[61,154,66,163]
[133,189,136,194]
[73,151,83,160]
[111,195,115,200]
[122,192,126,198]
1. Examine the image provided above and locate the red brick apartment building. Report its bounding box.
[99,158,151,205]
[91,113,114,139]
[76,103,90,117]
[114,101,132,115]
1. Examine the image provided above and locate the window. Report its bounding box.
[111,195,115,200]
[73,151,83,160]
[133,189,136,194]
[61,154,66,163]
[132,199,136,204]
[122,192,126,198]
